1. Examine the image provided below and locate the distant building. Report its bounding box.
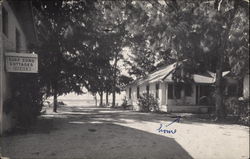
[0,0,37,134]
[220,71,249,100]
[125,61,221,113]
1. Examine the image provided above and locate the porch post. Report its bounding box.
[165,83,168,111]
[195,85,200,105]
[160,82,165,105]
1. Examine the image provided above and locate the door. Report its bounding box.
[196,85,210,105]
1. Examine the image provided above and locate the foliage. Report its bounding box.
[122,0,249,119]
[89,1,134,107]
[225,97,250,125]
[32,0,117,109]
[3,74,44,128]
[138,93,159,112]
[32,0,134,108]
[33,0,97,96]
[124,0,248,76]
[30,0,248,117]
[117,75,133,88]
[121,97,130,109]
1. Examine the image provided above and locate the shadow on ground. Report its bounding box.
[49,105,242,126]
[1,117,193,159]
[1,105,248,159]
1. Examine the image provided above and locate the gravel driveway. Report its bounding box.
[0,105,249,159]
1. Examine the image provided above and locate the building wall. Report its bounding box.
[0,1,3,134]
[2,2,27,53]
[140,84,146,94]
[149,83,156,99]
[126,82,164,111]
[131,86,139,110]
[126,81,210,113]
[243,74,249,99]
[0,1,28,134]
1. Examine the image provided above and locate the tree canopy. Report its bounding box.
[31,0,249,116]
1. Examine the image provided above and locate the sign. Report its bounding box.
[5,53,38,73]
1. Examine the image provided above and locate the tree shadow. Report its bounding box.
[1,121,193,159]
[2,104,245,158]
[57,105,241,126]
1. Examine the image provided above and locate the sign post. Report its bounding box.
[5,53,38,73]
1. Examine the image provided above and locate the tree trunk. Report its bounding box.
[99,91,103,107]
[214,0,239,120]
[215,58,225,119]
[111,52,119,108]
[94,94,97,107]
[53,82,58,113]
[112,90,116,107]
[106,91,109,106]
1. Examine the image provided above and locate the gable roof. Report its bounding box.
[125,62,177,88]
[137,62,177,85]
[126,61,230,88]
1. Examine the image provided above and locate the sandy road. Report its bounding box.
[0,105,249,159]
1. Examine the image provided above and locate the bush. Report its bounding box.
[121,98,129,109]
[51,100,66,107]
[138,93,159,112]
[3,73,44,128]
[225,97,250,126]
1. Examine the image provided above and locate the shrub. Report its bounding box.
[225,97,250,126]
[121,98,129,109]
[138,93,159,112]
[51,100,66,106]
[3,73,44,128]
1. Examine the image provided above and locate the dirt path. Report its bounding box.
[0,105,249,159]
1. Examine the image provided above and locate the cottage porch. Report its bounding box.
[160,105,213,113]
[125,61,218,113]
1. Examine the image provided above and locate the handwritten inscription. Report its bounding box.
[156,116,181,134]
[157,123,177,134]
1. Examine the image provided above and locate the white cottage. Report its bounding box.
[125,62,217,113]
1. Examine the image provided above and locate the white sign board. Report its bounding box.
[5,53,38,73]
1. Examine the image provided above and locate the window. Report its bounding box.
[175,83,182,99]
[146,85,149,96]
[184,84,192,96]
[168,83,182,99]
[2,7,8,37]
[168,84,173,99]
[16,29,21,52]
[156,83,159,99]
[137,86,140,98]
[129,87,132,99]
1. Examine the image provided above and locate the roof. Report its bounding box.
[207,71,230,78]
[192,74,215,84]
[126,61,230,88]
[137,62,177,85]
[125,62,177,88]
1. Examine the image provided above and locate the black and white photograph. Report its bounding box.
[0,0,249,159]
